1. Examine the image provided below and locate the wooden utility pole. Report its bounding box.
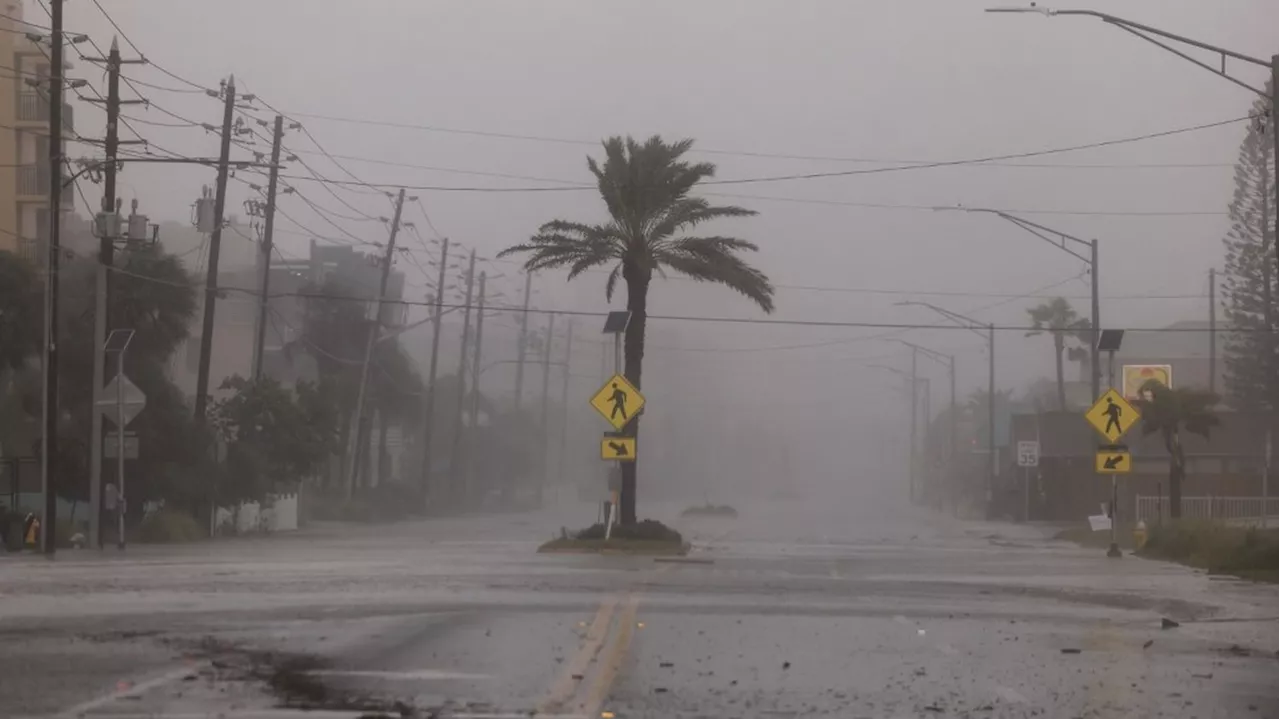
[81,37,143,550]
[40,0,65,555]
[539,313,555,491]
[251,115,286,380]
[465,272,487,503]
[345,188,407,497]
[193,76,237,423]
[555,318,574,497]
[447,249,477,494]
[1208,267,1216,397]
[513,271,532,411]
[419,237,449,503]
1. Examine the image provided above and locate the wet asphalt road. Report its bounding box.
[0,497,1275,718]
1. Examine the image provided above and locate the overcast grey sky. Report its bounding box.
[44,0,1277,492]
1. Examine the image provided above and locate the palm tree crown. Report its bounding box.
[498,135,775,312]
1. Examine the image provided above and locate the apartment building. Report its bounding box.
[0,2,74,260]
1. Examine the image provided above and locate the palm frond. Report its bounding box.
[646,197,757,240]
[654,237,774,313]
[604,262,623,302]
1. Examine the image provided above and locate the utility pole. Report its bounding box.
[251,115,285,380]
[193,75,237,424]
[556,319,574,502]
[909,347,918,504]
[1090,239,1101,402]
[39,0,65,555]
[82,37,143,550]
[513,271,533,411]
[988,323,996,517]
[948,353,956,514]
[465,272,487,505]
[1208,267,1216,397]
[447,249,478,495]
[539,313,555,493]
[419,238,449,504]
[345,188,406,498]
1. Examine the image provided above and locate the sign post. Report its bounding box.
[100,329,138,550]
[596,311,634,538]
[1016,440,1039,522]
[1085,387,1140,558]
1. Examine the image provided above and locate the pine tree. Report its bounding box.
[1220,77,1277,488]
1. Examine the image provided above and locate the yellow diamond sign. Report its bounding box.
[1085,389,1139,443]
[590,374,645,430]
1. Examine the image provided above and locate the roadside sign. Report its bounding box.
[590,374,645,430]
[103,432,139,460]
[1016,440,1040,468]
[1095,448,1131,474]
[1122,364,1172,401]
[600,435,636,462]
[1085,389,1139,443]
[95,373,147,427]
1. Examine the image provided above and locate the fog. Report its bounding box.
[50,1,1276,509]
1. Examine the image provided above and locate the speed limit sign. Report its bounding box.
[1017,440,1040,468]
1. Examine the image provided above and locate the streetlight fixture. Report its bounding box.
[988,5,1280,277]
[934,205,1099,401]
[895,301,997,516]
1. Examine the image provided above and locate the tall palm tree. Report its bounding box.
[1134,379,1218,519]
[499,136,775,524]
[1025,297,1090,411]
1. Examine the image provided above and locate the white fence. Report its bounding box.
[1135,495,1278,525]
[214,493,299,534]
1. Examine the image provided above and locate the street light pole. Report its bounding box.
[895,302,997,517]
[993,5,1274,280]
[895,340,958,513]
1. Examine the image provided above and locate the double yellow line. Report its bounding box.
[537,566,668,717]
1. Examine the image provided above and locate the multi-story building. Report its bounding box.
[0,2,75,261]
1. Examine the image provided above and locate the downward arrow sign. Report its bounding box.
[1103,455,1122,469]
[608,441,629,457]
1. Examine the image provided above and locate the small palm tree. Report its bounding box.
[1134,379,1219,519]
[1026,297,1090,411]
[499,136,775,524]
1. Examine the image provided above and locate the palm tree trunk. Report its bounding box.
[619,268,650,525]
[1054,334,1066,411]
[1168,429,1185,519]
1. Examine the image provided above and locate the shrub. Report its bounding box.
[1141,520,1278,580]
[138,508,206,543]
[575,519,683,544]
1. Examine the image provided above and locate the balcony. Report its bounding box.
[15,93,76,132]
[17,165,75,205]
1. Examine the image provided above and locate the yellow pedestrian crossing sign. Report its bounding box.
[1095,449,1132,474]
[601,435,636,461]
[1085,389,1139,443]
[590,374,645,430]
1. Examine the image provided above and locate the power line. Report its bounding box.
[275,109,1243,171]
[88,0,215,93]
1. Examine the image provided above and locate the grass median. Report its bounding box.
[1056,520,1277,583]
[538,519,689,555]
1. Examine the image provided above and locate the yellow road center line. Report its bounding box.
[538,594,622,715]
[581,593,640,718]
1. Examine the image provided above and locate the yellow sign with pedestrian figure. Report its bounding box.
[1085,389,1139,443]
[1095,449,1132,474]
[590,374,645,430]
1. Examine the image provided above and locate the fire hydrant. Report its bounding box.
[1133,520,1148,550]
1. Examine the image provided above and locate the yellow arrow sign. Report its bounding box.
[600,436,636,462]
[1095,449,1132,474]
[590,374,645,430]
[1085,389,1140,443]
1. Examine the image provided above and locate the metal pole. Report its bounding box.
[1208,267,1216,396]
[252,115,285,380]
[539,313,555,494]
[513,271,532,411]
[345,188,406,498]
[193,76,236,423]
[1090,239,1101,402]
[909,347,918,504]
[419,238,449,505]
[948,354,957,515]
[115,350,125,550]
[1107,349,1121,558]
[987,323,996,517]
[556,319,574,502]
[465,272,486,505]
